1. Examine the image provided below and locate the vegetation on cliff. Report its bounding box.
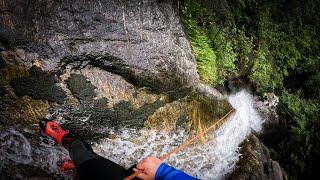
[181,0,320,179]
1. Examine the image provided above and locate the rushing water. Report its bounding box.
[93,90,264,179]
[0,90,264,179]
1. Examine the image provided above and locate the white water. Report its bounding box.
[93,90,264,179]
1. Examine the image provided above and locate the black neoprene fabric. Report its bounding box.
[62,135,137,180]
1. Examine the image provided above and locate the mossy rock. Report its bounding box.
[53,97,166,141]
[0,94,49,129]
[66,74,96,102]
[145,93,233,133]
[10,66,67,104]
[0,64,28,85]
[60,53,192,100]
[227,135,287,180]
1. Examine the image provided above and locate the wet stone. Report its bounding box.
[145,94,233,132]
[10,66,67,104]
[50,98,166,141]
[60,53,188,98]
[66,74,96,102]
[227,135,287,180]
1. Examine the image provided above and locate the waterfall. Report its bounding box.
[93,90,264,179]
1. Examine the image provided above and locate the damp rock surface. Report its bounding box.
[228,134,287,180]
[0,56,6,69]
[0,0,200,93]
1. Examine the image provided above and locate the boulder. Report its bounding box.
[228,134,287,180]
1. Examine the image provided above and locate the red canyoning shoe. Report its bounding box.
[39,120,69,145]
[60,159,76,178]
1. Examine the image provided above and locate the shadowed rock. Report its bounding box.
[0,86,9,96]
[61,53,193,99]
[66,74,96,102]
[228,134,287,180]
[10,66,67,104]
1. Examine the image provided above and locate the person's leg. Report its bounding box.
[62,134,136,179]
[62,134,99,167]
[40,121,136,179]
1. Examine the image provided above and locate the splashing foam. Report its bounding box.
[93,90,264,179]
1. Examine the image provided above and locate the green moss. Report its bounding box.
[10,66,67,104]
[181,2,320,177]
[0,64,28,85]
[0,93,49,130]
[249,46,283,93]
[267,92,320,179]
[66,74,96,101]
[181,1,217,84]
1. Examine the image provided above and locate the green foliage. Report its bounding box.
[181,0,237,85]
[249,46,280,92]
[181,0,320,179]
[183,15,218,83]
[208,23,238,84]
[274,92,320,179]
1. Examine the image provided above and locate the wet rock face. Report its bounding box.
[50,97,166,140]
[0,0,199,92]
[228,135,287,180]
[145,94,233,132]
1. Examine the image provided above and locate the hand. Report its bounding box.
[133,156,162,180]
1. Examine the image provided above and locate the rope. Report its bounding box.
[124,109,236,180]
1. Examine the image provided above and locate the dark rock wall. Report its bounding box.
[228,135,287,180]
[0,0,199,91]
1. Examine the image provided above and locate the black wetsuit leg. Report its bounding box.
[62,135,136,180]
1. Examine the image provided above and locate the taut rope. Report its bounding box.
[124,109,236,180]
